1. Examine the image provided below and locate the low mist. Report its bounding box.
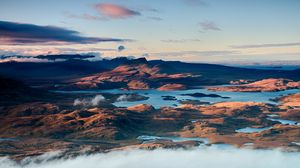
[73,95,106,106]
[1,148,299,168]
[116,94,134,101]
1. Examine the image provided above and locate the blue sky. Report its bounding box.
[0,0,300,63]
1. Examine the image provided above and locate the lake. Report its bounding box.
[55,88,300,108]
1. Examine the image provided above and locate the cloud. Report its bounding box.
[0,46,115,57]
[0,48,65,57]
[64,12,108,21]
[74,95,106,106]
[118,45,126,52]
[147,17,163,21]
[150,50,239,57]
[230,42,300,49]
[136,6,159,13]
[0,56,50,63]
[199,21,221,31]
[183,0,208,6]
[116,94,136,102]
[94,3,141,19]
[35,54,96,61]
[0,20,126,45]
[161,39,201,43]
[142,53,150,57]
[1,148,300,168]
[0,52,105,63]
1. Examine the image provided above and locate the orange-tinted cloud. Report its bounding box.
[94,3,141,19]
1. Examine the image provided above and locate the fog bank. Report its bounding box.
[1,148,299,168]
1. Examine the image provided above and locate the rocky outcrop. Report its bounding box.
[0,105,148,140]
[127,104,155,113]
[1,102,59,117]
[157,84,186,91]
[274,93,300,122]
[120,140,201,150]
[276,93,300,107]
[230,79,253,85]
[209,78,300,92]
[180,92,229,98]
[162,96,177,101]
[127,80,150,90]
[178,99,210,105]
[59,64,194,90]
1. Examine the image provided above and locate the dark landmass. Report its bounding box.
[181,92,230,99]
[35,54,96,60]
[178,99,210,105]
[162,96,177,101]
[1,56,300,89]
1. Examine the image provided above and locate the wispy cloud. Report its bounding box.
[0,20,126,45]
[0,47,115,57]
[94,3,141,19]
[230,42,300,49]
[150,50,239,57]
[147,16,163,21]
[161,39,201,43]
[183,0,208,6]
[0,52,104,62]
[199,21,221,31]
[64,12,108,21]
[137,6,160,13]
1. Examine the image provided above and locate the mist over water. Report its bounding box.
[73,94,106,106]
[1,148,299,168]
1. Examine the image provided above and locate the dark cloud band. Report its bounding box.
[0,20,126,45]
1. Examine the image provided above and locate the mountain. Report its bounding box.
[59,63,199,90]
[0,55,299,89]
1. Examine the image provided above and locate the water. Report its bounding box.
[55,88,300,135]
[292,142,300,146]
[235,127,272,133]
[0,138,18,141]
[53,88,300,108]
[235,115,300,133]
[267,117,300,126]
[137,135,209,144]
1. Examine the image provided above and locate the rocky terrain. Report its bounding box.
[273,93,300,122]
[1,57,300,160]
[1,85,300,159]
[209,78,300,92]
[59,63,195,90]
[174,100,300,149]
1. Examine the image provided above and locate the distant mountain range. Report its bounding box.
[0,55,299,89]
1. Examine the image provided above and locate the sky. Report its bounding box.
[0,0,300,64]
